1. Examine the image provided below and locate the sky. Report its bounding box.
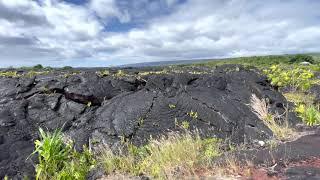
[0,0,320,67]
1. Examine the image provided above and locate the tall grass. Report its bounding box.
[101,132,221,179]
[31,128,95,180]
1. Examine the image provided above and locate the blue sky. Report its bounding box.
[0,0,319,67]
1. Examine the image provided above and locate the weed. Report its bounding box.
[181,121,190,129]
[168,104,176,109]
[63,72,78,78]
[115,70,125,77]
[138,117,144,126]
[283,92,315,105]
[188,110,198,119]
[26,70,50,78]
[87,101,92,107]
[31,128,95,180]
[101,132,221,179]
[96,70,110,77]
[296,105,320,126]
[0,71,19,78]
[138,70,168,76]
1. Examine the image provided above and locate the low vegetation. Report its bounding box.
[31,128,95,180]
[31,128,222,179]
[250,94,295,141]
[101,132,221,179]
[284,92,320,126]
[263,65,314,91]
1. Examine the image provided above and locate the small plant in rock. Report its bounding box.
[31,128,95,180]
[26,70,50,78]
[181,121,190,129]
[115,70,125,77]
[87,101,92,107]
[169,104,176,109]
[63,72,79,78]
[188,110,198,119]
[138,117,144,126]
[0,71,19,78]
[96,70,110,77]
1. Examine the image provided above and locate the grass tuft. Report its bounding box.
[31,128,95,180]
[250,94,295,141]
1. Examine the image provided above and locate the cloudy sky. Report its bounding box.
[0,0,319,67]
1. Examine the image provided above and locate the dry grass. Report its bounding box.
[283,92,315,105]
[250,94,295,141]
[100,132,221,179]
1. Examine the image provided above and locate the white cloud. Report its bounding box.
[0,0,319,67]
[89,0,131,23]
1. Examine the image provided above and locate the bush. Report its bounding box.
[289,54,315,64]
[31,128,95,180]
[0,71,19,78]
[33,64,44,70]
[263,65,314,91]
[62,66,73,70]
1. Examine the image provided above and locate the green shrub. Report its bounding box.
[62,66,73,70]
[264,65,314,91]
[31,128,95,180]
[0,71,19,78]
[289,54,315,64]
[187,110,198,119]
[33,64,44,70]
[295,104,320,126]
[192,55,291,68]
[96,70,110,77]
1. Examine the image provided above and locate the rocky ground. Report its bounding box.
[0,64,315,179]
[237,129,320,179]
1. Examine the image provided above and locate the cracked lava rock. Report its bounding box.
[0,65,300,178]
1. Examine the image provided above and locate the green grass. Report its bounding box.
[31,129,221,179]
[101,132,221,179]
[295,104,320,126]
[186,53,320,69]
[0,71,19,78]
[283,92,315,105]
[189,55,292,68]
[31,128,95,180]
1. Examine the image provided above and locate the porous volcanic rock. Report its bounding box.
[0,65,299,179]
